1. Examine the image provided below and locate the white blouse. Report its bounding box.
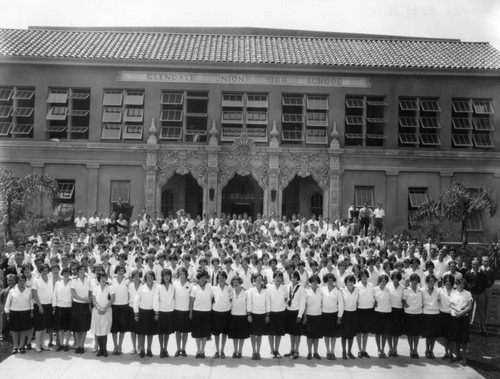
[305,287,323,316]
[267,283,288,312]
[355,281,375,309]
[246,287,270,315]
[374,286,391,313]
[128,282,141,307]
[211,284,232,312]
[190,284,212,312]
[403,287,423,314]
[32,276,53,304]
[386,281,404,309]
[133,283,160,313]
[93,284,112,309]
[173,279,192,311]
[231,288,248,316]
[52,280,72,308]
[110,277,129,306]
[72,276,91,303]
[450,289,473,317]
[5,285,32,312]
[421,286,439,315]
[438,287,453,314]
[158,283,175,312]
[321,286,344,317]
[342,287,359,312]
[286,284,307,318]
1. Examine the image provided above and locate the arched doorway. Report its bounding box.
[222,174,263,219]
[282,175,323,219]
[160,173,203,218]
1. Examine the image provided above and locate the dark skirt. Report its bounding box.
[390,308,404,337]
[285,309,302,336]
[191,310,211,338]
[111,304,130,334]
[71,302,91,332]
[249,313,267,336]
[341,310,357,339]
[439,312,452,340]
[404,313,422,337]
[373,311,392,335]
[128,306,140,334]
[304,314,323,339]
[212,310,231,335]
[174,310,191,333]
[10,310,32,332]
[356,308,373,334]
[228,315,250,340]
[322,312,340,338]
[136,308,158,336]
[53,306,72,331]
[33,304,53,331]
[450,316,470,344]
[158,311,175,335]
[268,311,286,336]
[421,313,441,339]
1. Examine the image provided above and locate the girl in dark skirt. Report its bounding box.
[373,274,391,358]
[247,273,269,360]
[5,274,33,354]
[403,273,423,359]
[421,275,440,359]
[321,273,343,360]
[128,269,142,354]
[304,275,323,360]
[32,264,54,352]
[211,270,232,358]
[228,276,250,358]
[52,268,73,351]
[341,275,359,360]
[173,267,192,357]
[189,270,212,358]
[355,269,375,358]
[438,274,455,360]
[449,276,473,365]
[387,271,404,357]
[158,269,175,358]
[284,271,306,360]
[110,265,130,355]
[134,271,159,358]
[71,264,92,354]
[267,271,287,358]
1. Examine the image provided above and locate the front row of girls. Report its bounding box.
[4,265,473,364]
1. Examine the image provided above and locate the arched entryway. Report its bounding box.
[282,175,323,219]
[160,173,203,218]
[222,174,263,219]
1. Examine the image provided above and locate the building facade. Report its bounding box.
[1,27,500,237]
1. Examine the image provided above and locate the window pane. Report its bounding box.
[46,106,68,120]
[13,89,35,100]
[161,93,183,105]
[102,107,123,123]
[159,126,182,140]
[473,118,494,131]
[307,96,328,110]
[160,110,183,122]
[409,189,428,208]
[399,99,419,111]
[473,134,494,148]
[473,100,494,114]
[452,118,472,130]
[0,122,12,136]
[355,186,374,207]
[103,91,123,106]
[0,88,13,101]
[111,181,130,203]
[452,100,472,113]
[101,124,122,140]
[345,98,364,108]
[47,90,69,104]
[57,182,75,199]
[399,133,418,144]
[420,100,441,112]
[0,106,12,118]
[124,91,144,105]
[282,96,304,106]
[452,134,473,147]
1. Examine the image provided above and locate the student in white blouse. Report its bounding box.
[32,264,54,352]
[421,274,440,359]
[438,274,455,360]
[266,270,288,359]
[158,268,175,358]
[128,269,142,354]
[373,274,391,358]
[189,269,212,359]
[211,270,232,358]
[247,273,270,360]
[5,274,33,354]
[71,264,92,354]
[134,270,159,358]
[304,275,323,360]
[449,276,473,365]
[52,267,73,351]
[355,269,375,358]
[110,265,129,355]
[173,267,192,357]
[321,273,344,360]
[341,274,359,360]
[284,271,306,360]
[228,276,250,358]
[387,271,404,357]
[402,273,423,359]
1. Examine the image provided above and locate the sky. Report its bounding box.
[1,0,500,50]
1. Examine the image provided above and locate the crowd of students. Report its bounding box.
[0,209,496,366]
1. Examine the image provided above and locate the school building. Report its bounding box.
[0,26,500,237]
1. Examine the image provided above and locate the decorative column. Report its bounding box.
[86,163,100,214]
[327,122,343,220]
[268,121,281,217]
[145,118,159,214]
[385,170,399,229]
[206,119,221,215]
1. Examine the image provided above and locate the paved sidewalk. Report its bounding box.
[0,334,483,379]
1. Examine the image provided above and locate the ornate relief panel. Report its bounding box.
[157,150,209,188]
[279,152,330,190]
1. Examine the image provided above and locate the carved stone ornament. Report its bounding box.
[157,150,208,188]
[218,133,269,189]
[147,118,158,145]
[279,153,329,190]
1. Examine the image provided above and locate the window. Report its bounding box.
[398,97,441,148]
[221,93,268,142]
[52,180,75,223]
[354,186,374,208]
[282,94,328,145]
[408,188,428,226]
[46,88,89,140]
[345,96,387,147]
[0,86,35,138]
[452,98,494,149]
[161,91,208,143]
[101,89,144,141]
[111,181,130,204]
[311,193,323,217]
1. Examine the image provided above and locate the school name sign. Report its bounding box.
[117,71,372,88]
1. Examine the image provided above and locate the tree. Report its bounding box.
[416,181,497,248]
[0,168,58,241]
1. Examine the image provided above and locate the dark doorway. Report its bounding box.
[161,173,203,218]
[282,175,323,219]
[222,174,263,219]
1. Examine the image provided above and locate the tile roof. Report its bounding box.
[1,28,500,70]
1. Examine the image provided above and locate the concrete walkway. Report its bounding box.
[0,334,483,379]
